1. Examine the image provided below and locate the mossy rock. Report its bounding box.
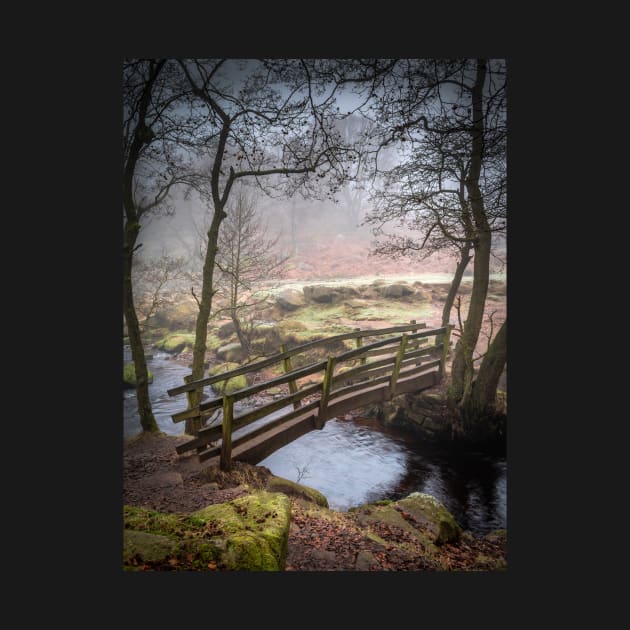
[123,362,153,388]
[209,362,247,395]
[396,492,461,545]
[123,491,291,571]
[155,333,195,354]
[216,342,245,362]
[265,475,329,508]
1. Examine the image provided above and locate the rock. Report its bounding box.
[155,333,195,354]
[123,530,178,565]
[355,549,380,571]
[414,288,432,302]
[380,283,415,298]
[217,321,236,339]
[266,475,329,508]
[276,289,305,310]
[209,362,247,394]
[123,491,292,571]
[396,492,461,545]
[303,284,339,303]
[123,362,153,388]
[216,342,243,361]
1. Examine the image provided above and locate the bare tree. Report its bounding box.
[123,59,188,433]
[214,187,288,358]
[349,58,507,430]
[132,252,188,333]
[177,59,359,437]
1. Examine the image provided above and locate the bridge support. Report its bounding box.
[220,395,234,471]
[316,356,336,429]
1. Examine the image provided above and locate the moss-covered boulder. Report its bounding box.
[379,283,415,298]
[123,491,291,571]
[155,333,195,354]
[209,362,247,395]
[266,475,329,508]
[396,492,461,545]
[123,362,153,388]
[152,300,198,330]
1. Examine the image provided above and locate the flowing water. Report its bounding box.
[124,347,506,535]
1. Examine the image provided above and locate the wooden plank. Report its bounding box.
[317,356,336,428]
[332,355,397,386]
[198,399,321,463]
[328,373,393,401]
[354,328,366,366]
[171,400,222,423]
[231,360,326,402]
[390,334,409,396]
[226,412,318,465]
[167,322,432,396]
[233,382,321,427]
[220,396,234,471]
[281,343,301,410]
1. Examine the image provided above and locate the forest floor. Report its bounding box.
[123,431,507,571]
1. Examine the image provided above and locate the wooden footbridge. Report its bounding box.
[167,321,451,470]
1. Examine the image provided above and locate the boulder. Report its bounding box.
[123,491,292,571]
[266,475,329,508]
[276,289,305,310]
[209,362,247,395]
[303,284,339,303]
[216,342,244,361]
[380,283,415,298]
[217,321,236,339]
[155,333,194,354]
[396,492,461,545]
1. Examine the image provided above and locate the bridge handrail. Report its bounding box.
[166,321,430,397]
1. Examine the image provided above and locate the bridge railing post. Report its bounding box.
[220,395,234,471]
[390,334,409,397]
[317,356,336,429]
[280,343,301,410]
[354,328,366,366]
[184,374,206,452]
[439,325,452,380]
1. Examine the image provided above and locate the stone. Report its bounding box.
[216,342,243,360]
[303,284,339,303]
[396,492,461,545]
[217,321,236,338]
[276,289,305,310]
[266,475,329,508]
[380,283,415,298]
[123,491,292,571]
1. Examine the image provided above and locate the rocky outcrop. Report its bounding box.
[208,362,247,394]
[276,289,305,310]
[303,284,359,304]
[215,342,244,362]
[265,475,329,507]
[123,491,292,571]
[379,282,416,298]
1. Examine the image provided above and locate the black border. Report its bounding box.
[32,30,586,618]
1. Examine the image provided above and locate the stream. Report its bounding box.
[124,348,506,535]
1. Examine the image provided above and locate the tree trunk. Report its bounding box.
[465,318,507,420]
[123,246,159,433]
[448,59,491,409]
[231,311,250,359]
[186,207,226,435]
[441,245,472,328]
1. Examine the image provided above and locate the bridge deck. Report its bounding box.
[196,368,439,467]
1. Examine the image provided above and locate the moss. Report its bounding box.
[123,362,153,387]
[266,475,329,507]
[123,491,291,571]
[209,362,247,395]
[155,332,195,354]
[396,492,462,545]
